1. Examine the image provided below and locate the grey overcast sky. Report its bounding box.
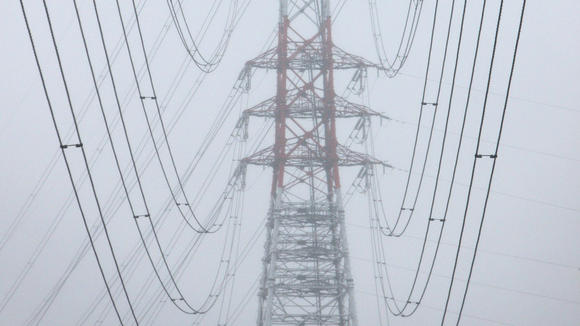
[0,0,579,325]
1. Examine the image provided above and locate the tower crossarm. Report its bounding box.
[241,91,389,120]
[242,140,389,168]
[243,43,382,73]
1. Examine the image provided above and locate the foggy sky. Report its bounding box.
[0,0,579,325]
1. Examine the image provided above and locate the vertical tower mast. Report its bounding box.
[240,1,386,324]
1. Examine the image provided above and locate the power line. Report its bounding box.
[167,0,243,72]
[390,118,580,164]
[388,167,580,215]
[24,15,204,326]
[76,0,215,316]
[9,1,544,325]
[455,1,527,323]
[0,0,153,258]
[369,0,486,317]
[0,8,199,316]
[368,0,424,77]
[17,1,126,324]
[109,0,250,315]
[440,1,507,324]
[393,73,580,115]
[347,222,579,271]
[350,255,580,306]
[356,289,514,326]
[72,26,277,324]
[16,0,259,321]
[383,0,459,238]
[41,0,140,323]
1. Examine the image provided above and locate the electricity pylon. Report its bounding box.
[239,1,386,324]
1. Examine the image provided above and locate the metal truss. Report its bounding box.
[243,140,387,168]
[240,1,385,325]
[245,43,381,71]
[241,90,388,120]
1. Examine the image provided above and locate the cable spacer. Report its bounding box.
[475,154,498,159]
[140,96,157,100]
[60,143,83,149]
[421,102,438,107]
[429,218,445,222]
[134,214,150,219]
[401,207,414,212]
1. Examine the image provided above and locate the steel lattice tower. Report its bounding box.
[239,1,385,325]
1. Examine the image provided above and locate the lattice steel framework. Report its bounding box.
[240,1,385,325]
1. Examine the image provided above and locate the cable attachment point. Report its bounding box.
[140,96,157,100]
[60,143,83,149]
[475,154,498,159]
